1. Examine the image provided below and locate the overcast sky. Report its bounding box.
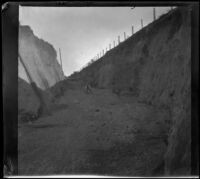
[19,6,171,76]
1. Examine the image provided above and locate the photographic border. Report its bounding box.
[2,1,199,177]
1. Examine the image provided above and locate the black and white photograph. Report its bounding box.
[2,1,199,178]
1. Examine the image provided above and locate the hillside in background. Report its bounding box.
[18,25,65,90]
[18,7,192,176]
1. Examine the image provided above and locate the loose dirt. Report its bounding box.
[19,85,170,176]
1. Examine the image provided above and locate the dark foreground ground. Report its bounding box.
[18,87,170,176]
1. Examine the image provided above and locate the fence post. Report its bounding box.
[141,19,143,28]
[132,26,134,35]
[118,36,120,44]
[59,48,63,72]
[153,8,156,21]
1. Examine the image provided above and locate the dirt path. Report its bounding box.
[18,87,170,176]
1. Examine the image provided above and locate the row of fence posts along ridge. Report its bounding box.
[91,7,174,62]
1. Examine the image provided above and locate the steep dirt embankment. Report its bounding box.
[18,77,40,116]
[19,25,65,90]
[72,7,191,175]
[18,77,43,125]
[18,77,53,123]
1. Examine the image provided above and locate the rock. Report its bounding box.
[19,25,65,90]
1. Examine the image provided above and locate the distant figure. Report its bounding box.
[85,83,93,94]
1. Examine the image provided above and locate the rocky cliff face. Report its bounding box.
[18,25,65,90]
[72,7,191,175]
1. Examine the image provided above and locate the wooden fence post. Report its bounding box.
[141,19,143,28]
[132,26,134,35]
[118,36,120,44]
[153,8,156,21]
[59,48,63,72]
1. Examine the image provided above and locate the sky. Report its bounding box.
[19,6,172,76]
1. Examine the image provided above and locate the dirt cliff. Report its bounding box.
[18,25,65,90]
[71,7,191,175]
[18,77,53,124]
